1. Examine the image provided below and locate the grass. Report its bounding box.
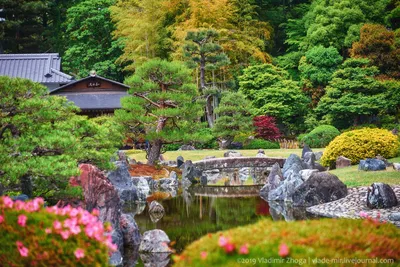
[125,149,400,187]
[173,218,400,267]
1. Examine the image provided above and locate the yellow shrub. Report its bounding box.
[320,128,399,167]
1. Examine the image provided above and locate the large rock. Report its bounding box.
[292,172,347,206]
[138,230,172,253]
[182,160,203,184]
[260,163,283,200]
[282,154,304,178]
[158,178,178,190]
[299,169,319,181]
[139,253,170,267]
[119,214,141,247]
[268,172,303,202]
[393,163,400,171]
[132,177,150,199]
[376,155,392,167]
[169,171,178,180]
[359,159,386,171]
[223,150,242,157]
[314,151,323,161]
[177,156,185,168]
[149,201,165,223]
[336,156,351,169]
[367,183,398,209]
[301,144,312,159]
[303,152,316,169]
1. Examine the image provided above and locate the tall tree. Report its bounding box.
[183,29,230,127]
[115,59,206,165]
[63,0,124,81]
[316,58,389,129]
[213,91,254,149]
[0,77,123,198]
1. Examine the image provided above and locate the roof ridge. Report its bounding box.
[50,68,73,80]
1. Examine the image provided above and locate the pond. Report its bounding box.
[122,185,318,266]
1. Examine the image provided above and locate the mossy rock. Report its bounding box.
[173,218,400,266]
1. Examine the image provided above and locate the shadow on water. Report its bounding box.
[122,185,318,266]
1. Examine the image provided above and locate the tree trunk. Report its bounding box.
[205,94,214,128]
[147,139,162,165]
[200,58,206,93]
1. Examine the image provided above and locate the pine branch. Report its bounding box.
[134,93,161,108]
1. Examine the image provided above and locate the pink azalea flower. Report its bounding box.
[200,251,208,260]
[359,211,368,218]
[223,243,236,254]
[53,220,62,230]
[60,230,70,240]
[0,215,4,224]
[3,196,13,208]
[69,209,79,217]
[74,248,85,259]
[70,225,81,235]
[17,214,27,227]
[239,244,249,255]
[278,243,289,257]
[218,236,229,247]
[16,241,29,257]
[14,201,25,211]
[45,228,52,234]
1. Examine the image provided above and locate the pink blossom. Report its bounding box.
[218,236,229,247]
[359,211,368,218]
[17,214,27,227]
[223,243,235,254]
[239,244,249,255]
[3,196,13,208]
[74,248,85,259]
[14,201,25,210]
[16,241,29,257]
[53,220,62,230]
[69,209,79,217]
[0,215,4,224]
[278,243,289,257]
[70,225,81,235]
[200,251,208,260]
[45,228,52,234]
[60,230,70,240]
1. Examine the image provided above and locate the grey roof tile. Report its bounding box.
[0,53,74,84]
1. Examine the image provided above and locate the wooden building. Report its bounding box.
[50,72,130,117]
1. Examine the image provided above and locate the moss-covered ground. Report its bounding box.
[173,218,400,267]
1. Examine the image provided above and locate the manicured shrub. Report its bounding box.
[163,144,182,151]
[0,196,116,266]
[301,125,340,148]
[243,139,280,149]
[253,116,281,140]
[174,218,400,266]
[321,128,400,167]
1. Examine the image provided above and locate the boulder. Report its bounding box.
[158,178,178,190]
[292,172,347,206]
[359,159,386,171]
[301,144,312,159]
[109,250,123,267]
[267,163,284,190]
[182,160,203,184]
[178,145,195,151]
[119,214,141,247]
[138,230,172,253]
[223,150,242,157]
[367,183,398,209]
[393,163,400,171]
[389,213,400,221]
[336,156,352,169]
[132,177,150,198]
[299,169,319,181]
[149,201,165,223]
[177,156,185,168]
[303,152,316,169]
[376,155,392,167]
[282,154,304,178]
[313,162,327,172]
[314,151,323,161]
[268,172,303,202]
[139,253,170,267]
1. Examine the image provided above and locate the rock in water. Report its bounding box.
[367,183,398,209]
[359,159,386,171]
[177,156,184,168]
[302,144,312,159]
[292,172,347,206]
[336,156,351,169]
[260,162,283,200]
[268,172,304,202]
[139,229,172,253]
[223,150,242,157]
[149,201,165,223]
[119,214,141,247]
[169,171,178,180]
[282,154,304,178]
[182,160,203,184]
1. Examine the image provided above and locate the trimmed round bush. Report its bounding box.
[301,125,340,148]
[0,196,116,266]
[174,218,400,266]
[321,128,400,167]
[243,139,280,149]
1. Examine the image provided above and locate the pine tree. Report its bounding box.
[115,59,206,165]
[213,92,254,149]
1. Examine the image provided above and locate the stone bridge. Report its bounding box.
[192,157,286,184]
[192,185,264,198]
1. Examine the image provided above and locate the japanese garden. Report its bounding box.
[0,0,400,266]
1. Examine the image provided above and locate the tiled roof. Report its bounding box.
[0,53,74,84]
[57,92,129,110]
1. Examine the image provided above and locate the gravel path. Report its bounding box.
[307,186,400,227]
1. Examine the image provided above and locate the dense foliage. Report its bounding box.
[301,125,340,148]
[174,217,400,266]
[0,77,123,197]
[0,196,115,266]
[321,128,400,168]
[243,139,280,150]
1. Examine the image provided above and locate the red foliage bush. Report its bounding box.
[253,115,281,140]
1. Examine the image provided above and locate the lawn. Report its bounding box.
[125,149,400,187]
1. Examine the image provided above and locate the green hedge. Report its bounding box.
[243,139,280,149]
[301,125,340,148]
